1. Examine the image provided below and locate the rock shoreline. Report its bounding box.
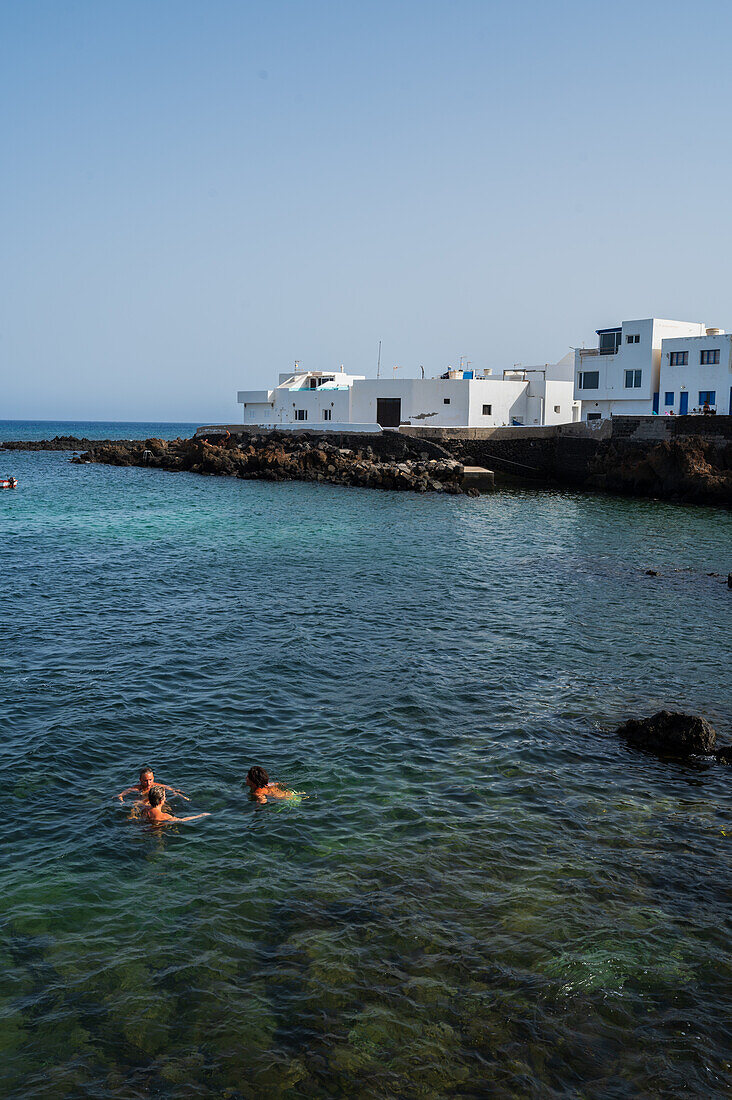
[69,434,476,495]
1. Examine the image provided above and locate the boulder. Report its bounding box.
[616,710,716,756]
[714,745,732,765]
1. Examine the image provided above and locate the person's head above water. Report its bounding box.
[139,767,154,788]
[148,785,165,807]
[246,766,269,791]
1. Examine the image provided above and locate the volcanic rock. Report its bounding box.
[616,710,717,756]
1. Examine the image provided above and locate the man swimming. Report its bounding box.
[245,766,295,804]
[143,785,210,826]
[117,766,189,803]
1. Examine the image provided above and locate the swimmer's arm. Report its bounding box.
[171,812,211,822]
[160,783,190,801]
[117,785,140,801]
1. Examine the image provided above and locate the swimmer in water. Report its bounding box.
[245,766,295,804]
[117,766,189,803]
[143,785,210,826]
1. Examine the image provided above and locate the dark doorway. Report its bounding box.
[376,398,401,427]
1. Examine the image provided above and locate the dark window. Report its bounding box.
[664,392,674,405]
[700,349,720,365]
[482,404,492,415]
[669,351,688,366]
[443,398,450,405]
[699,390,716,405]
[624,369,642,388]
[578,371,599,389]
[626,334,640,344]
[598,329,622,354]
[295,409,307,421]
[587,412,602,421]
[322,409,332,421]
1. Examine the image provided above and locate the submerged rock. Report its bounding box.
[616,710,717,756]
[715,745,732,765]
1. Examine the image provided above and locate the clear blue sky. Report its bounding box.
[2,0,732,421]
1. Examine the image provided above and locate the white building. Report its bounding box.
[574,318,706,420]
[659,329,732,415]
[237,356,580,430]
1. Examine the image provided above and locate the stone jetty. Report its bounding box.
[70,433,482,495]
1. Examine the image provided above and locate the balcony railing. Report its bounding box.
[578,346,619,358]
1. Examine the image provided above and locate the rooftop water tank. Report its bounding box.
[706,327,724,335]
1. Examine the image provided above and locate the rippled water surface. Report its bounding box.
[1,430,731,1099]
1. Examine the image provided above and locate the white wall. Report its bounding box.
[542,380,579,425]
[351,378,542,427]
[351,379,473,427]
[659,333,732,414]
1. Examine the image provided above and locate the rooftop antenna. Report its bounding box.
[376,340,382,379]
[420,364,424,379]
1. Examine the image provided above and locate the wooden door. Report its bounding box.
[376,398,401,427]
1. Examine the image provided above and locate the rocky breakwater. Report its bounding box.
[71,434,475,495]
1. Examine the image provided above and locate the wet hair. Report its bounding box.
[140,766,153,780]
[247,766,269,790]
[148,785,165,807]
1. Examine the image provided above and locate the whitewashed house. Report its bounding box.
[237,356,579,430]
[574,318,706,420]
[238,367,368,429]
[659,330,732,415]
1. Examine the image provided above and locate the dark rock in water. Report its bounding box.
[645,569,659,576]
[616,710,717,756]
[715,745,732,764]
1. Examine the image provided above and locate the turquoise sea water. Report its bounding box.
[1,425,731,1099]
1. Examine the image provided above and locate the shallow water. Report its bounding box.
[1,434,731,1098]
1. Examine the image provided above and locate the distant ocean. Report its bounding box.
[0,418,200,443]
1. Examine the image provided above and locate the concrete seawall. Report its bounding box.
[400,417,732,505]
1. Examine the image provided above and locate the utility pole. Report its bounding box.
[377,340,381,379]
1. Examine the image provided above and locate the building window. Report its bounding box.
[578,371,599,390]
[553,405,561,413]
[587,412,602,421]
[700,349,720,365]
[295,409,307,421]
[699,390,716,405]
[482,404,492,415]
[443,398,450,405]
[598,329,621,354]
[322,409,332,421]
[664,392,674,405]
[626,334,640,344]
[624,369,642,388]
[669,351,688,366]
